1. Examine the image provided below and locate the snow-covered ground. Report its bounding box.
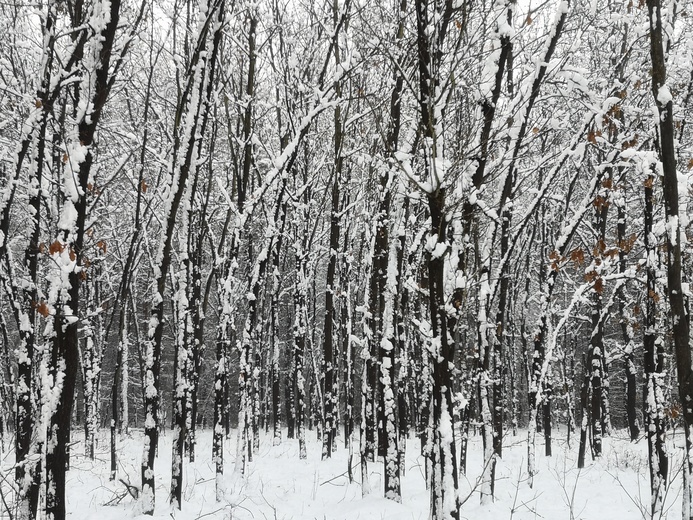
[2,426,685,519]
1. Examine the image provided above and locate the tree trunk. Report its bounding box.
[643,171,668,516]
[141,0,223,509]
[647,2,693,516]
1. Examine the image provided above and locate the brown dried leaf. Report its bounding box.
[570,248,585,266]
[605,248,619,259]
[608,104,622,118]
[593,196,608,210]
[584,271,597,283]
[48,241,64,255]
[37,301,50,317]
[594,277,604,294]
[617,234,637,254]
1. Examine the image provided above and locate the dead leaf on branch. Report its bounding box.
[593,195,609,210]
[584,271,598,283]
[604,248,619,260]
[594,277,604,294]
[587,130,602,144]
[622,135,638,150]
[548,250,563,271]
[618,233,637,254]
[36,301,50,317]
[570,248,585,266]
[48,241,64,255]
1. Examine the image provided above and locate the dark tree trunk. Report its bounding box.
[616,171,639,442]
[1,4,55,516]
[577,352,589,469]
[643,171,668,516]
[321,157,340,460]
[45,0,124,515]
[293,221,308,460]
[426,189,460,520]
[647,1,693,516]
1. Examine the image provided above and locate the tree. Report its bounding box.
[647,0,693,516]
[141,0,224,510]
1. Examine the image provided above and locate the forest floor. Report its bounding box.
[1,425,686,519]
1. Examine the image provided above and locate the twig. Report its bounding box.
[0,470,14,520]
[119,478,140,500]
[319,463,358,486]
[194,506,231,519]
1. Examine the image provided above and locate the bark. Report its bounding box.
[616,174,639,442]
[82,267,103,461]
[382,197,404,502]
[293,250,308,460]
[426,189,460,520]
[271,202,287,447]
[1,3,57,515]
[321,123,341,460]
[170,269,190,508]
[644,171,668,517]
[647,2,693,517]
[414,5,458,515]
[587,174,610,459]
[577,352,589,469]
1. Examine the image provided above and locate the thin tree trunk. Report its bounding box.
[643,171,668,516]
[141,0,223,509]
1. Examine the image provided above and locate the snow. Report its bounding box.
[666,215,679,246]
[657,83,673,106]
[3,427,684,520]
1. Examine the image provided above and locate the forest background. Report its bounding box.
[0,0,692,518]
